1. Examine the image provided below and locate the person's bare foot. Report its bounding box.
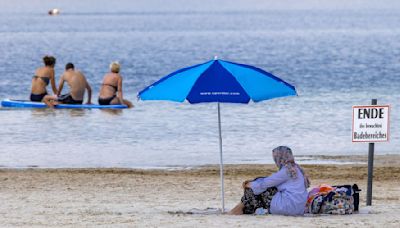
[228,203,245,215]
[123,99,134,108]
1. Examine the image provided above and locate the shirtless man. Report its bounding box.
[43,63,92,107]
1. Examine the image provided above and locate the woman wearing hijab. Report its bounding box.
[229,146,310,216]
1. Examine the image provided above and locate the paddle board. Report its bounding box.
[1,99,128,109]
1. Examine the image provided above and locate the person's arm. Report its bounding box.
[247,168,289,195]
[117,75,123,103]
[57,75,65,96]
[50,69,57,95]
[85,78,92,104]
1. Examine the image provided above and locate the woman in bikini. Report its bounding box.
[30,56,57,102]
[98,62,133,108]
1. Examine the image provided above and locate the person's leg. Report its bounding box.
[122,99,133,108]
[110,97,121,105]
[258,187,278,213]
[43,95,58,107]
[229,188,258,215]
[110,97,134,108]
[228,202,245,215]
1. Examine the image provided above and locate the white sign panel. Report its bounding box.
[352,105,390,142]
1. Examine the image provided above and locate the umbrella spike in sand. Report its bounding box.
[138,58,297,211]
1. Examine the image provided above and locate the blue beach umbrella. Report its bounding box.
[138,57,297,211]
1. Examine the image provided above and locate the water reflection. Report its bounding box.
[100,109,123,116]
[30,108,57,117]
[29,108,88,117]
[68,109,88,117]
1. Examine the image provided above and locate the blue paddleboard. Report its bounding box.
[1,99,128,109]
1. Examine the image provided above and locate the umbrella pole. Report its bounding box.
[217,102,225,212]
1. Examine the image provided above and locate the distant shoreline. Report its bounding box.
[1,154,399,181]
[1,154,398,170]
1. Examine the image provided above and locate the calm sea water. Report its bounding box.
[0,0,399,168]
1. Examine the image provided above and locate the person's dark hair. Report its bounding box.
[43,56,56,66]
[65,63,74,70]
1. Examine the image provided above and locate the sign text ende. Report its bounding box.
[358,108,384,119]
[352,105,390,142]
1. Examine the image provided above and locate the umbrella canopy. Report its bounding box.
[138,58,297,212]
[138,59,296,103]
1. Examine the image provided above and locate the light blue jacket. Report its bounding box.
[250,166,308,215]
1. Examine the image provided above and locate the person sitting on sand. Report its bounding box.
[229,146,310,216]
[98,61,133,108]
[30,55,58,102]
[43,63,92,107]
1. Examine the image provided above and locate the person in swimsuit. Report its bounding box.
[30,56,57,102]
[43,63,92,107]
[98,61,133,108]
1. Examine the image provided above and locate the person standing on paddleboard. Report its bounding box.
[30,56,57,102]
[43,63,92,107]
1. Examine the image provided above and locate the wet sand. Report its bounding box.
[1,155,399,227]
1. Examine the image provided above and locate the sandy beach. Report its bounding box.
[1,1,399,227]
[1,155,400,227]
